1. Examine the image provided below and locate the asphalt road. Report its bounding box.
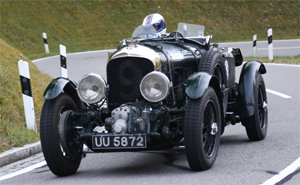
[32,39,300,83]
[218,39,300,58]
[1,40,300,185]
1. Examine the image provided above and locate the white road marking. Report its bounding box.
[32,49,115,63]
[265,63,300,67]
[219,39,300,45]
[261,157,300,185]
[258,46,300,50]
[31,55,59,63]
[271,39,300,42]
[266,89,292,99]
[0,161,46,181]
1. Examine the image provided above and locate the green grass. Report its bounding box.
[245,56,300,65]
[1,0,299,59]
[0,0,299,152]
[0,39,52,152]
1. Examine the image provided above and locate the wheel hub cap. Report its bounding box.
[263,101,267,111]
[210,122,218,135]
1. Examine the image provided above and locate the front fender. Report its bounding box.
[43,77,86,110]
[185,72,220,99]
[237,60,266,118]
[185,72,225,132]
[44,77,71,99]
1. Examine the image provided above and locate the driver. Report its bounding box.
[142,13,166,37]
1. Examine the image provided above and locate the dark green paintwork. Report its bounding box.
[43,77,70,99]
[185,72,226,131]
[237,60,266,118]
[43,77,86,110]
[185,72,212,99]
[150,41,198,73]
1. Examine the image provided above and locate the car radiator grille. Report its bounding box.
[107,57,154,110]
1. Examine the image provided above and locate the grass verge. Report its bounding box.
[1,0,299,60]
[245,55,300,65]
[0,39,52,152]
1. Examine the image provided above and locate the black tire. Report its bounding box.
[199,50,226,135]
[199,50,227,87]
[40,93,82,176]
[184,87,221,171]
[242,74,268,141]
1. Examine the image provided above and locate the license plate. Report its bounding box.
[92,134,147,149]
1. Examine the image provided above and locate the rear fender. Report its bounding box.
[43,77,86,110]
[237,60,266,118]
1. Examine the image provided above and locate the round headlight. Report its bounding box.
[77,73,106,104]
[140,71,170,102]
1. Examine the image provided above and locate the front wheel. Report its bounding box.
[184,87,221,171]
[242,74,268,141]
[40,93,82,176]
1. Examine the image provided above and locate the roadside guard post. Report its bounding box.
[268,29,273,60]
[43,32,49,54]
[60,45,68,78]
[253,34,257,57]
[18,60,37,132]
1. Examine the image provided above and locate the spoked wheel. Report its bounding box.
[199,50,226,134]
[185,87,221,171]
[40,93,82,176]
[242,74,268,141]
[214,65,225,87]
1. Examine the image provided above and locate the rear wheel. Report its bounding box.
[199,50,227,87]
[40,93,82,176]
[185,87,221,171]
[242,74,268,141]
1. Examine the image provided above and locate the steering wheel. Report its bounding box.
[167,31,184,39]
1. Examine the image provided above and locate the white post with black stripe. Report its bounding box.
[43,32,49,54]
[60,45,68,78]
[18,60,37,132]
[268,28,273,60]
[253,34,257,57]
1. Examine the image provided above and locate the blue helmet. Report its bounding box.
[142,13,166,36]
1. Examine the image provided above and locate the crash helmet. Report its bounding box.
[142,13,166,36]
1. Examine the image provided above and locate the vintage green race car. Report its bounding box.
[40,23,268,176]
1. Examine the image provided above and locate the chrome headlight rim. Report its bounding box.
[140,71,171,103]
[77,73,107,104]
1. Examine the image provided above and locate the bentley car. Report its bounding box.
[40,23,268,176]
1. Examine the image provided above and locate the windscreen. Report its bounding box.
[132,23,205,38]
[177,23,205,37]
[132,25,159,39]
